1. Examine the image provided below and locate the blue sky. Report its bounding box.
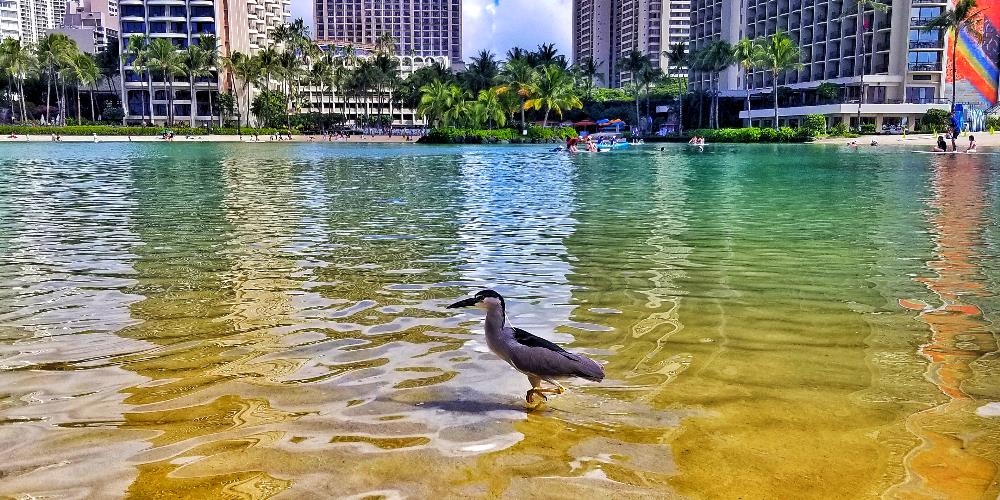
[289,0,573,62]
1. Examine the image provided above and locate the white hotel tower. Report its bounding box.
[689,0,953,130]
[119,0,288,125]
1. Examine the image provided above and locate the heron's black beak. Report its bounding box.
[447,297,480,309]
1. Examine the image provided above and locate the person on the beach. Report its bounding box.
[967,135,977,153]
[933,135,947,152]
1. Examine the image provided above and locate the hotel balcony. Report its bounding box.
[908,62,942,71]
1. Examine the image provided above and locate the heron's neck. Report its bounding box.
[484,305,507,334]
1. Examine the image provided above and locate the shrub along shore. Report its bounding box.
[0,125,284,137]
[418,126,578,144]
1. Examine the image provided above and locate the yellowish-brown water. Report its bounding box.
[0,143,998,498]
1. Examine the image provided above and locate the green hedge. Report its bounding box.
[421,126,578,144]
[687,127,814,143]
[0,125,284,136]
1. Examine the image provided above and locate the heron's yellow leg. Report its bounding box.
[525,375,546,406]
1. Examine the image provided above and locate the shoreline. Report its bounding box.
[3,131,997,148]
[0,134,417,143]
[811,132,997,148]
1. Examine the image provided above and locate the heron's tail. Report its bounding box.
[572,355,605,382]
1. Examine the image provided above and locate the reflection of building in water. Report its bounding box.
[117,153,299,497]
[893,159,1000,498]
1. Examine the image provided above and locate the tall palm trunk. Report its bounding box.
[189,75,197,127]
[745,87,752,127]
[678,90,685,135]
[634,93,640,133]
[7,75,14,122]
[542,107,551,128]
[207,89,215,128]
[89,89,96,122]
[950,34,957,113]
[19,79,27,122]
[46,71,53,123]
[60,77,68,125]
[520,98,526,129]
[76,86,82,123]
[772,70,780,130]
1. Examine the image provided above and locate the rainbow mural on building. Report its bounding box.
[948,0,1000,107]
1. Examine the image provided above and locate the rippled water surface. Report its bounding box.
[1,142,998,498]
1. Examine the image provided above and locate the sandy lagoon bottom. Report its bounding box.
[0,142,998,498]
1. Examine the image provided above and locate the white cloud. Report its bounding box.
[287,0,572,62]
[462,0,571,61]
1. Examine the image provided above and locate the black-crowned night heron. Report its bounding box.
[448,290,604,405]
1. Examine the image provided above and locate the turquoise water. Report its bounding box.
[0,142,998,498]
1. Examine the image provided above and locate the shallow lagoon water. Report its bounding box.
[0,142,998,498]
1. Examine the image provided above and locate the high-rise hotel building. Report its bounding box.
[314,0,462,66]
[688,0,998,129]
[14,0,66,43]
[573,0,690,87]
[119,0,288,124]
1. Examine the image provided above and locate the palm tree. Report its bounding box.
[924,0,983,113]
[37,33,76,124]
[198,35,221,126]
[123,34,149,124]
[227,52,260,128]
[575,56,603,101]
[143,38,184,125]
[846,0,889,128]
[524,64,582,127]
[663,42,687,135]
[417,80,465,127]
[311,56,332,115]
[462,50,500,94]
[375,33,396,55]
[70,52,99,122]
[506,46,528,63]
[640,65,663,122]
[182,44,212,126]
[694,40,735,129]
[333,63,351,122]
[733,38,764,127]
[616,49,650,131]
[500,58,537,129]
[476,88,507,129]
[533,43,560,67]
[256,46,280,91]
[759,31,803,129]
[0,38,34,123]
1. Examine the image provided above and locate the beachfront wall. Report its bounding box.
[740,102,950,130]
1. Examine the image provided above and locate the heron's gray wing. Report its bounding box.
[507,327,604,382]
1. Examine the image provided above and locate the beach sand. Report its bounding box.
[812,132,998,150]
